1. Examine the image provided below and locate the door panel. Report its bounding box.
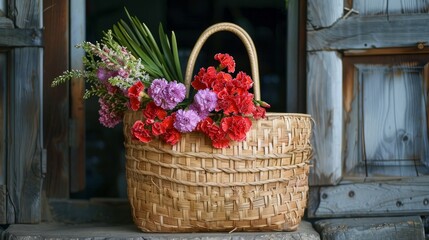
[342,55,429,179]
[0,51,6,224]
[307,0,429,217]
[0,0,43,224]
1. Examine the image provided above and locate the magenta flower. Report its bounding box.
[173,109,200,133]
[98,98,122,128]
[97,68,116,82]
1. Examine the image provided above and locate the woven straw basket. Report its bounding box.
[123,22,313,232]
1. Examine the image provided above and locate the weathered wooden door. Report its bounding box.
[307,0,429,217]
[0,0,44,223]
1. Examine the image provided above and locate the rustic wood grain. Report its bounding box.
[307,0,429,219]
[361,66,421,164]
[43,0,70,198]
[0,185,6,224]
[307,51,343,185]
[0,51,4,224]
[422,63,429,170]
[0,52,5,186]
[308,14,429,51]
[343,58,359,175]
[0,221,322,240]
[9,0,41,28]
[353,0,429,15]
[0,28,43,46]
[343,55,429,178]
[314,177,429,217]
[315,216,425,240]
[7,47,43,223]
[307,0,343,29]
[0,17,13,28]
[69,0,86,193]
[4,0,43,224]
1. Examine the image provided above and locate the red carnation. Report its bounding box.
[131,120,152,143]
[212,71,232,94]
[162,128,181,145]
[197,117,217,138]
[211,133,230,149]
[191,67,217,90]
[221,116,252,142]
[192,68,209,90]
[252,106,266,120]
[232,71,253,94]
[128,81,145,111]
[217,94,238,115]
[161,115,175,129]
[235,93,255,115]
[151,122,166,136]
[214,53,235,73]
[143,101,167,121]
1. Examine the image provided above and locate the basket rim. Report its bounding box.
[264,112,311,118]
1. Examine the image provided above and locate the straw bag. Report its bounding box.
[123,22,313,232]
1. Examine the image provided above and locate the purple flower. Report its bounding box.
[173,109,200,133]
[167,81,186,104]
[117,68,129,78]
[148,78,168,97]
[189,89,218,118]
[97,68,116,82]
[98,98,122,128]
[148,79,186,110]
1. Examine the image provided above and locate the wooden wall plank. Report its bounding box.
[8,0,41,28]
[69,0,86,193]
[4,0,43,224]
[0,28,43,47]
[353,0,429,15]
[0,17,13,28]
[423,64,429,169]
[343,55,429,178]
[314,177,429,217]
[307,14,429,51]
[315,216,425,240]
[0,185,6,224]
[307,0,343,29]
[360,66,421,164]
[7,47,43,223]
[0,50,5,223]
[307,51,343,185]
[0,52,6,186]
[43,0,70,198]
[342,58,359,175]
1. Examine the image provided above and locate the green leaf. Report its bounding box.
[158,24,176,79]
[171,31,183,82]
[110,8,183,82]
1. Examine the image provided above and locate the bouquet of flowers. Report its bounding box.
[52,11,270,149]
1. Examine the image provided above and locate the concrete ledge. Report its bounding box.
[314,216,425,240]
[1,221,320,240]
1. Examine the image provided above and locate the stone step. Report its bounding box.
[0,221,320,240]
[314,216,425,240]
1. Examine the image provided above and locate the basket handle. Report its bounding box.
[184,22,261,100]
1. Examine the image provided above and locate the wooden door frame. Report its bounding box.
[0,0,44,224]
[43,0,85,199]
[307,0,429,218]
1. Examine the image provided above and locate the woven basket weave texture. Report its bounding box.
[123,22,313,232]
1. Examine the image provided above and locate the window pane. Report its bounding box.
[360,65,422,164]
[0,53,6,185]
